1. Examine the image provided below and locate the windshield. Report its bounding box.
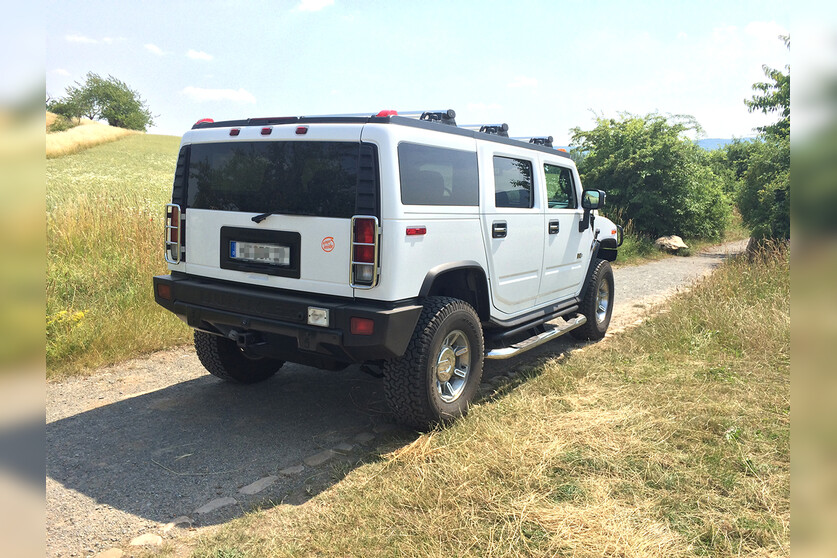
[187,141,360,218]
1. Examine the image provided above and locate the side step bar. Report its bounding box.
[485,316,587,360]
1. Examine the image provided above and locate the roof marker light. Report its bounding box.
[376,110,398,117]
[194,118,214,126]
[261,127,272,135]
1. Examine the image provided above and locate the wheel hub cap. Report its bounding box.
[434,330,471,403]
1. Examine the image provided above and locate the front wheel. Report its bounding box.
[383,297,484,430]
[194,330,284,384]
[571,258,614,341]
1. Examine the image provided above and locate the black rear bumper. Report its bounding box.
[153,274,422,365]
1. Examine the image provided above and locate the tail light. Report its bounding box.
[350,216,379,288]
[164,204,183,264]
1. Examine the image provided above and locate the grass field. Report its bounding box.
[169,245,788,558]
[47,133,191,378]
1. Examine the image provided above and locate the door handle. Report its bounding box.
[492,221,507,238]
[548,220,560,235]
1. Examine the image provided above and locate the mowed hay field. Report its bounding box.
[185,248,789,558]
[46,112,139,158]
[47,133,190,378]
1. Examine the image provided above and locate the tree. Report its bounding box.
[47,72,154,131]
[736,35,791,240]
[570,113,731,239]
[745,35,790,140]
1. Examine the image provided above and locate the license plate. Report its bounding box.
[229,241,290,266]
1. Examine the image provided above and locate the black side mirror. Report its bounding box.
[581,189,606,210]
[579,190,606,232]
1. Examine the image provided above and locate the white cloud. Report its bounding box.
[145,43,165,56]
[66,34,97,44]
[295,0,334,12]
[52,69,70,76]
[507,76,538,88]
[187,49,213,61]
[182,86,257,103]
[744,21,788,41]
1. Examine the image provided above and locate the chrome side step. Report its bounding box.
[485,315,587,360]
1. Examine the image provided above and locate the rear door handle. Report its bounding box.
[548,220,560,235]
[492,221,507,238]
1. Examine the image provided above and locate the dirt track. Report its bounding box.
[46,240,748,557]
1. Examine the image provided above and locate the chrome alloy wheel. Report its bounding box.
[595,280,611,324]
[433,329,471,403]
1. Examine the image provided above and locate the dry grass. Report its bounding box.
[169,245,789,557]
[47,133,190,378]
[46,111,138,158]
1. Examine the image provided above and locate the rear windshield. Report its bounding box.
[187,141,359,218]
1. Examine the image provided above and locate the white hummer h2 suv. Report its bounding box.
[153,109,622,429]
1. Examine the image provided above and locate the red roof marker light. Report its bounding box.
[194,118,214,126]
[376,110,398,117]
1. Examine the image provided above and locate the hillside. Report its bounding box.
[45,111,139,158]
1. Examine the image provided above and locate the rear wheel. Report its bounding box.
[194,330,284,384]
[383,297,484,430]
[571,258,614,341]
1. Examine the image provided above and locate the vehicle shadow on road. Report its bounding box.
[46,364,419,527]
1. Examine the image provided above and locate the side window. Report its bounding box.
[494,156,534,208]
[544,164,577,209]
[398,143,479,206]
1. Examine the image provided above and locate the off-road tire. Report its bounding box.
[194,330,284,384]
[571,258,614,341]
[382,297,484,430]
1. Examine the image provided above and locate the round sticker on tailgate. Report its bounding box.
[321,237,335,252]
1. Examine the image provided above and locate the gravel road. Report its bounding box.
[46,240,747,557]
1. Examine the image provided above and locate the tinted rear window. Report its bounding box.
[187,141,359,218]
[398,143,479,206]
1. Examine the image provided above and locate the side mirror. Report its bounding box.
[581,189,606,210]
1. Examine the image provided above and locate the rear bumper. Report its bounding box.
[153,274,422,363]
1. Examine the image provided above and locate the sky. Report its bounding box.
[43,0,798,144]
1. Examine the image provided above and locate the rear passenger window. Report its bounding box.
[494,156,534,208]
[544,164,577,209]
[398,143,479,206]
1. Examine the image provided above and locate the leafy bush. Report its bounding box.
[737,137,790,240]
[571,113,731,239]
[47,115,78,133]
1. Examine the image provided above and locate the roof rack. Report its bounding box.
[510,136,555,148]
[461,123,510,137]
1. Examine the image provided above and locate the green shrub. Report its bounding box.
[571,113,731,240]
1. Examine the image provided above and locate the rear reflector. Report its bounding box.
[157,283,172,300]
[296,126,308,135]
[351,317,375,335]
[230,128,240,136]
[261,127,272,135]
[406,227,426,236]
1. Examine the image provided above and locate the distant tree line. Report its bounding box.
[47,72,154,132]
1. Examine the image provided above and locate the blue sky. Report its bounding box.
[45,0,794,143]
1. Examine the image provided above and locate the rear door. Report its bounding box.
[479,146,545,316]
[183,124,365,298]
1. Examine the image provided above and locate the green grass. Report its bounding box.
[156,244,788,558]
[47,134,191,378]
